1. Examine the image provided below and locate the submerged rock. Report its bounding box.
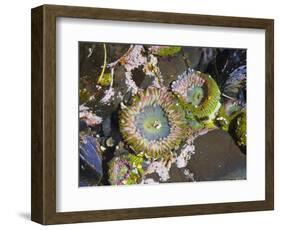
[102,116,112,137]
[188,129,246,181]
[79,136,103,186]
[157,54,187,87]
[182,47,202,69]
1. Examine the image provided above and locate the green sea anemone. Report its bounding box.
[108,153,144,185]
[119,87,188,159]
[235,112,246,147]
[215,99,244,131]
[97,72,112,87]
[150,46,181,57]
[172,69,221,120]
[79,88,90,104]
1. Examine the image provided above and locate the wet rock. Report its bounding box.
[182,47,202,69]
[79,44,130,118]
[106,44,130,63]
[144,171,161,182]
[87,64,131,114]
[123,91,134,106]
[223,65,247,103]
[79,43,129,80]
[113,65,128,92]
[102,116,112,137]
[188,129,246,181]
[139,75,155,89]
[79,120,88,131]
[131,66,146,87]
[217,49,246,76]
[206,49,247,89]
[87,85,123,118]
[167,164,194,182]
[79,136,103,186]
[158,54,187,87]
[79,43,103,83]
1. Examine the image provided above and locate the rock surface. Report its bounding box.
[188,129,246,181]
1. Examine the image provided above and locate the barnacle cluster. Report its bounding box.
[171,69,221,121]
[119,86,188,159]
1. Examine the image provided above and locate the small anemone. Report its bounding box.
[79,88,90,104]
[97,72,112,87]
[119,86,189,159]
[108,154,144,185]
[172,69,221,120]
[151,46,182,57]
[215,99,244,131]
[235,112,246,147]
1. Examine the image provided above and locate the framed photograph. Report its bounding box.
[31,4,274,225]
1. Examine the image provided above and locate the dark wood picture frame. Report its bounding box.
[31,4,274,225]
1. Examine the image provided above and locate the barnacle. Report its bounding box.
[119,87,188,159]
[172,69,221,120]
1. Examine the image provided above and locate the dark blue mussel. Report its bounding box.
[79,136,103,186]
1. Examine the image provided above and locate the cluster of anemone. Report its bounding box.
[171,69,221,121]
[118,68,245,162]
[108,154,144,185]
[119,86,188,159]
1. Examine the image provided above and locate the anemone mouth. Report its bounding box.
[172,69,221,119]
[119,87,188,159]
[135,105,170,141]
